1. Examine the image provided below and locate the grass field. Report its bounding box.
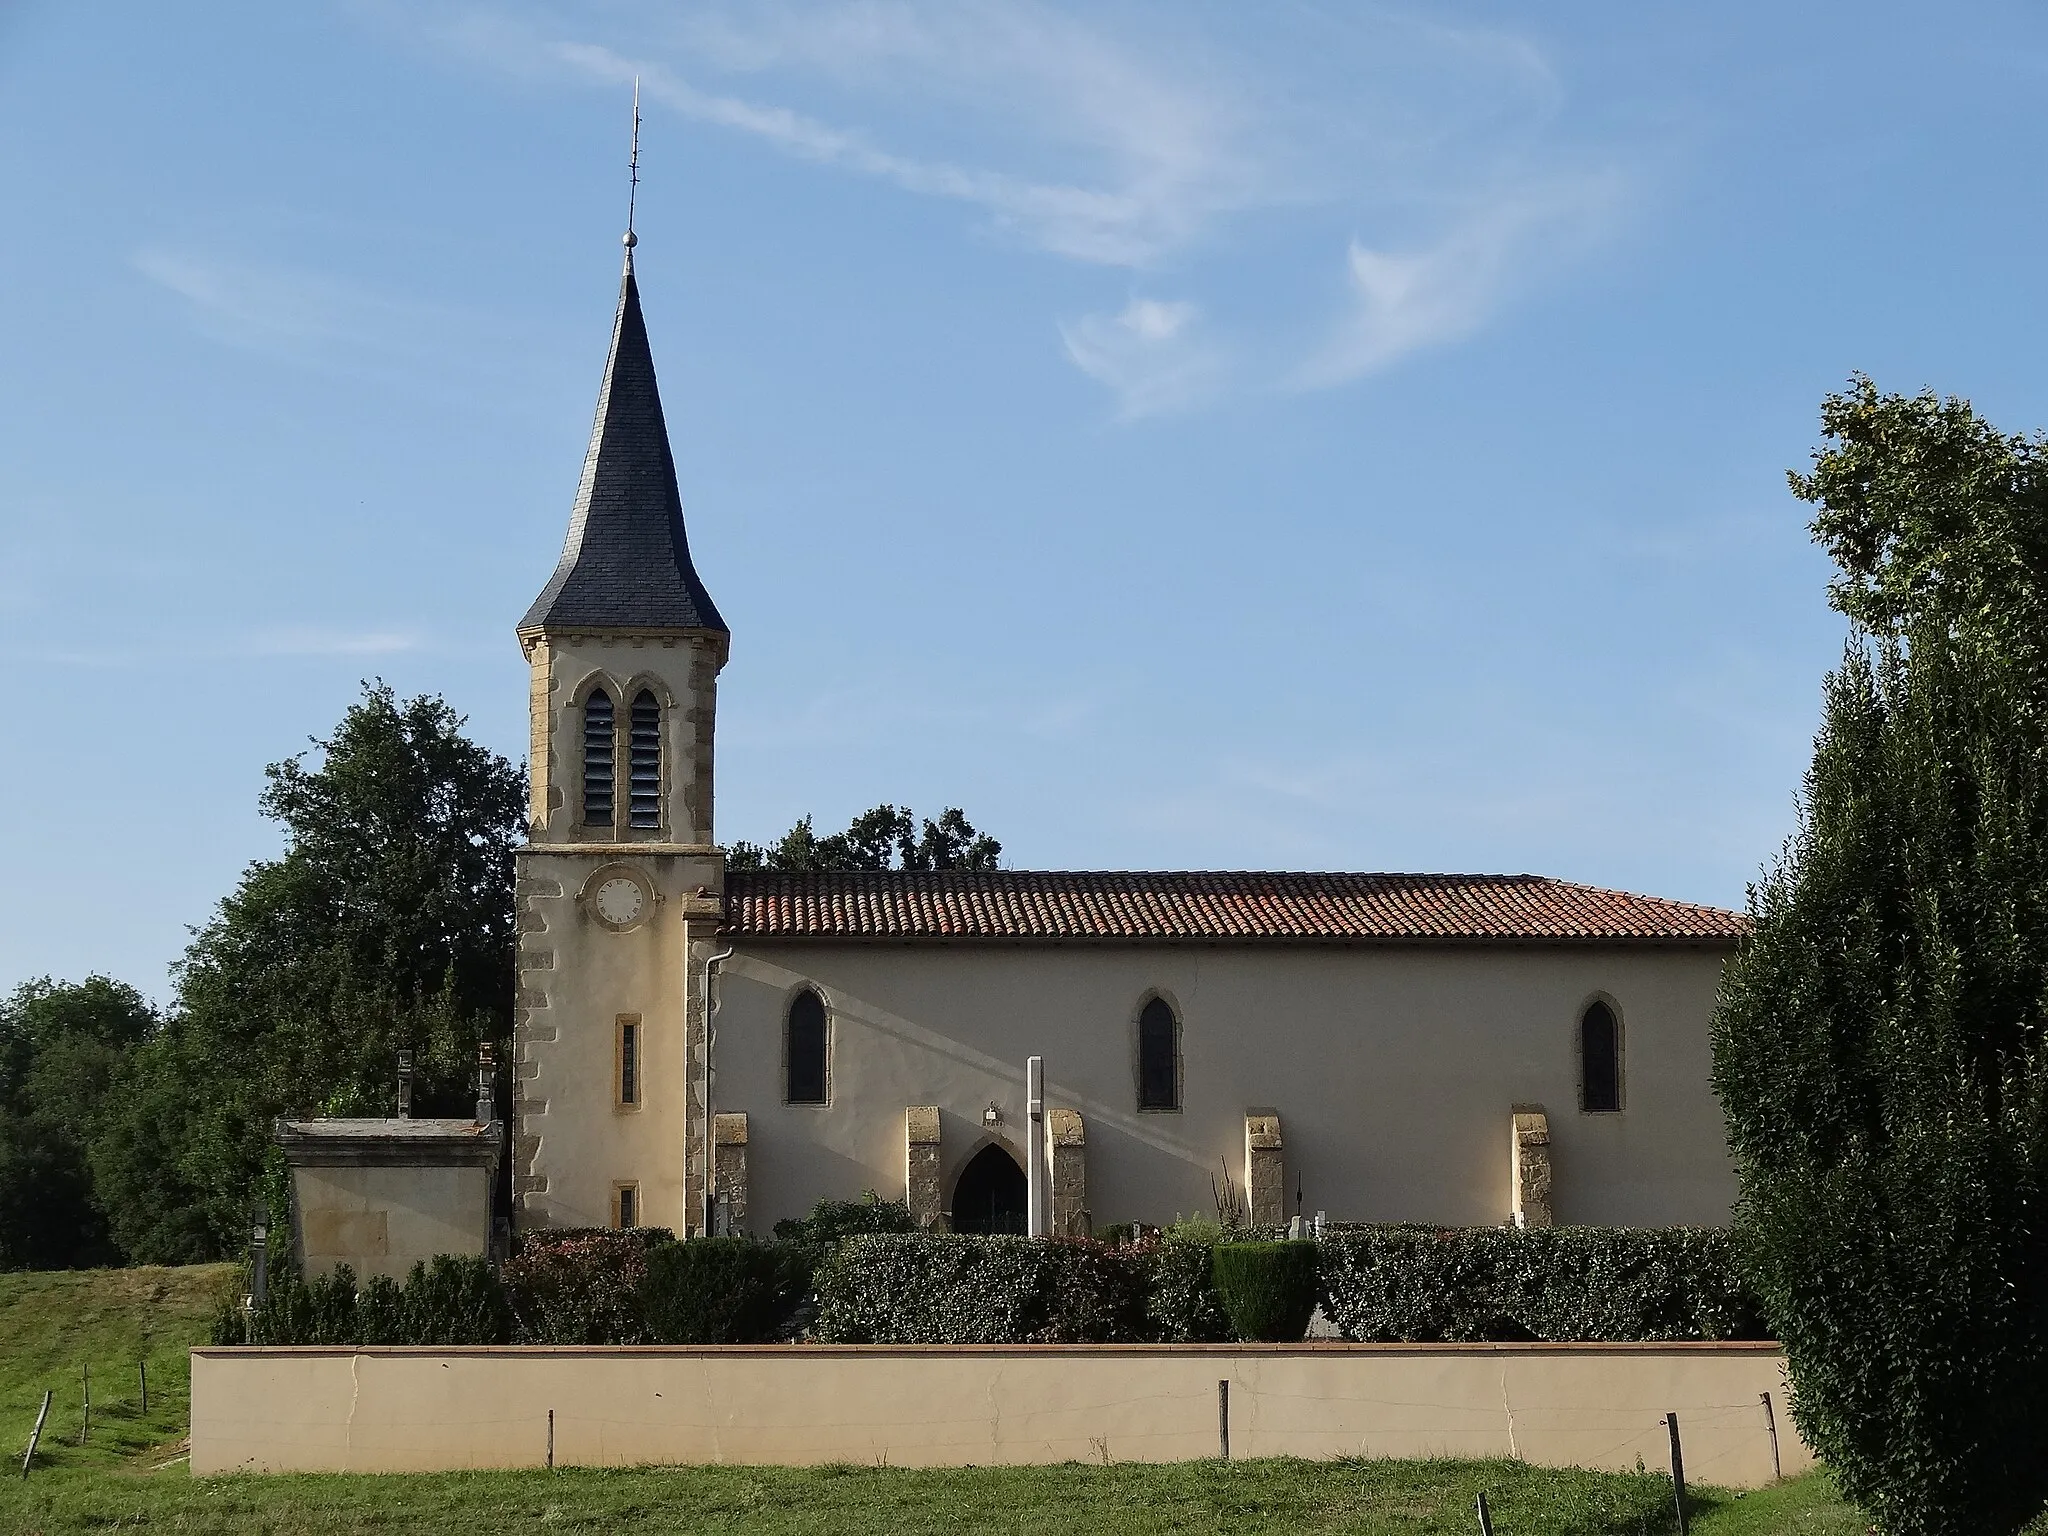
[0,1263,1871,1534]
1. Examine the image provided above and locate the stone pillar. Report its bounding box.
[712,1112,748,1235]
[905,1106,943,1230]
[1511,1106,1552,1229]
[1046,1109,1087,1237]
[1244,1111,1284,1227]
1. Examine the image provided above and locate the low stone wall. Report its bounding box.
[190,1342,1810,1487]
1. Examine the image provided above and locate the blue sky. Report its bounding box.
[4,1,2047,1001]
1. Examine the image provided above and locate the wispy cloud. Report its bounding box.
[1059,298,1224,419]
[1294,175,1622,389]
[131,243,546,406]
[134,246,443,365]
[37,628,423,668]
[386,2,1634,413]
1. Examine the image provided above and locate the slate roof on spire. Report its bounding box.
[521,260,725,634]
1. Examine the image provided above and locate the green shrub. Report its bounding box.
[1316,1226,1763,1343]
[355,1273,404,1344]
[641,1239,809,1344]
[1146,1235,1233,1343]
[772,1192,916,1253]
[236,1255,512,1346]
[812,1235,1150,1344]
[503,1229,662,1345]
[1212,1242,1318,1342]
[399,1254,510,1345]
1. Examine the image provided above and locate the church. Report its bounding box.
[509,237,1748,1242]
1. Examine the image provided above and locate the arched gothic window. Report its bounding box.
[1138,996,1180,1111]
[786,989,829,1104]
[581,690,615,826]
[628,690,662,829]
[1580,1000,1622,1113]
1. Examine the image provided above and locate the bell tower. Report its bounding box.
[511,221,731,1235]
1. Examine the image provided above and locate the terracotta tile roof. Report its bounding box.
[723,871,1748,945]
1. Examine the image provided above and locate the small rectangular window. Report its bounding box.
[616,1015,641,1109]
[614,1182,638,1229]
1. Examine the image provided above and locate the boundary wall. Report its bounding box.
[191,1342,1809,1486]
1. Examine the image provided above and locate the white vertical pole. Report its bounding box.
[1026,1055,1046,1238]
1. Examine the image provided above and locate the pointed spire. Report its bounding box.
[519,257,726,636]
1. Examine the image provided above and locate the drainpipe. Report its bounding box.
[1026,1055,1046,1238]
[699,943,736,1237]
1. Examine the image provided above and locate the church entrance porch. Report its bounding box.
[950,1144,1026,1234]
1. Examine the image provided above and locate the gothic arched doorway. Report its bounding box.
[951,1143,1027,1234]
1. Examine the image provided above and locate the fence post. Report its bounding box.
[1759,1391,1781,1482]
[1665,1412,1689,1536]
[21,1390,51,1478]
[139,1360,148,1417]
[1217,1380,1229,1461]
[547,1409,554,1471]
[1475,1490,1495,1535]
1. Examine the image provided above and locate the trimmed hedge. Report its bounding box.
[503,1229,670,1345]
[224,1255,512,1346]
[230,1233,806,1347]
[772,1192,917,1254]
[811,1235,1152,1344]
[218,1222,1761,1348]
[1212,1241,1319,1342]
[642,1238,809,1344]
[1145,1236,1234,1343]
[1316,1226,1764,1343]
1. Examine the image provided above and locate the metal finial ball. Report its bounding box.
[623,230,638,248]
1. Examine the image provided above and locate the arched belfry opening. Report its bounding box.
[951,1143,1027,1235]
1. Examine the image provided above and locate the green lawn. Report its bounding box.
[0,1263,1870,1534]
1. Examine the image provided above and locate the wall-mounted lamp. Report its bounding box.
[983,1102,1001,1129]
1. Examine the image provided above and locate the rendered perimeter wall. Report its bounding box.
[190,1342,1810,1487]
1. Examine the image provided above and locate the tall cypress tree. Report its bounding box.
[1714,380,2048,1535]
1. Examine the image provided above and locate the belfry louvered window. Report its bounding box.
[628,690,662,828]
[582,690,615,826]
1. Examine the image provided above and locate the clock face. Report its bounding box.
[593,876,646,928]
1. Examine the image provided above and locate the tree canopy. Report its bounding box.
[1712,379,2048,1536]
[727,805,1000,873]
[0,976,159,1270]
[122,682,526,1256]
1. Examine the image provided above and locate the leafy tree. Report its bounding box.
[170,682,524,1251]
[84,1029,231,1264]
[0,976,158,1270]
[728,805,1000,872]
[1713,379,2048,1536]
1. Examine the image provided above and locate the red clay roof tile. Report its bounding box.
[722,871,1746,945]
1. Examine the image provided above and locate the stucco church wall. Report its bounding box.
[514,848,721,1234]
[712,942,1737,1232]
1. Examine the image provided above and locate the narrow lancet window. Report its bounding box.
[1581,1001,1622,1113]
[628,690,662,828]
[1138,997,1180,1111]
[786,990,828,1104]
[582,689,615,826]
[618,1017,640,1108]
